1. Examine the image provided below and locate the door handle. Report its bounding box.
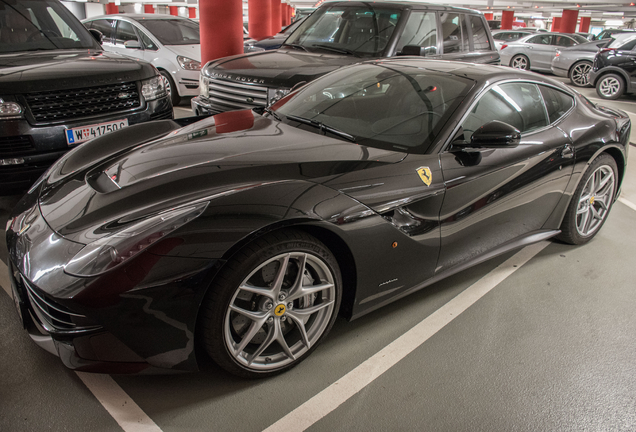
[527,46,533,49]
[561,144,574,159]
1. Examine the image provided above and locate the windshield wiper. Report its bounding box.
[263,106,282,121]
[286,114,356,142]
[282,43,309,52]
[312,44,360,57]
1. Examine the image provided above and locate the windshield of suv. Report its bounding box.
[0,0,97,52]
[272,63,473,153]
[138,19,199,45]
[284,5,402,57]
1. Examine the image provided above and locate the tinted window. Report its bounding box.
[138,19,200,45]
[527,35,551,45]
[618,38,636,51]
[554,35,576,47]
[396,11,437,53]
[469,15,490,51]
[138,30,157,50]
[440,12,468,53]
[91,19,114,41]
[461,82,547,139]
[492,32,509,41]
[539,86,574,123]
[115,20,138,45]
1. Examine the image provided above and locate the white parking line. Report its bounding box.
[263,241,551,432]
[619,197,636,212]
[0,259,163,432]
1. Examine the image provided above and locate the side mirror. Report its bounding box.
[89,29,103,44]
[400,45,437,56]
[470,120,521,148]
[124,40,142,49]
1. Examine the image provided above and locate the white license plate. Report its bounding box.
[65,119,129,145]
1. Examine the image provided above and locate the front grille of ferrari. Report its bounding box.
[24,81,141,124]
[206,78,268,111]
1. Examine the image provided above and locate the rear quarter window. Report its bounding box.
[539,85,574,124]
[469,15,491,51]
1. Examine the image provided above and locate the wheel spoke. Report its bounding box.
[238,282,276,300]
[594,196,609,210]
[229,304,268,322]
[287,282,335,302]
[288,299,335,320]
[578,193,591,206]
[271,254,291,299]
[247,324,276,366]
[233,319,266,356]
[287,253,308,299]
[274,319,295,361]
[286,313,311,349]
[583,208,594,233]
[578,207,589,233]
[590,205,603,221]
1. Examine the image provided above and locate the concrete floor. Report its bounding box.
[1,79,636,432]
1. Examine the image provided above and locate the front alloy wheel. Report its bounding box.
[596,74,625,100]
[201,230,341,377]
[510,55,529,70]
[569,61,592,87]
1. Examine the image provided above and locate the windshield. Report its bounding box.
[138,19,199,45]
[0,0,97,53]
[272,63,473,153]
[609,34,636,49]
[284,5,402,56]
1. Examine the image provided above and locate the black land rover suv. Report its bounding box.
[192,1,499,115]
[0,0,173,193]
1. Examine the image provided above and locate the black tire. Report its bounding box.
[160,70,181,106]
[510,54,530,70]
[200,229,342,378]
[557,154,618,245]
[568,61,592,87]
[596,73,625,100]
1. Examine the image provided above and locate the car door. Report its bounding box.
[436,81,575,273]
[523,34,554,69]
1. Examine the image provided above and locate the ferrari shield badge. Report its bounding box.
[417,166,432,186]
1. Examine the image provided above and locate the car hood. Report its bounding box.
[202,49,362,88]
[0,49,156,94]
[38,110,404,243]
[164,44,201,61]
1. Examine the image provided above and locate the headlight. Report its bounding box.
[141,75,168,101]
[267,88,291,105]
[0,98,23,119]
[177,55,201,71]
[200,74,209,98]
[64,202,208,277]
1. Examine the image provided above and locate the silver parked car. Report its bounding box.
[551,39,610,86]
[500,32,589,72]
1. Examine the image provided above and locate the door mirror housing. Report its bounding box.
[124,40,142,49]
[400,45,437,57]
[470,120,521,148]
[89,29,103,45]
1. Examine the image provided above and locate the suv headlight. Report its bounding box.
[141,75,168,101]
[64,202,208,277]
[200,74,209,98]
[177,55,201,71]
[0,98,23,119]
[267,88,291,105]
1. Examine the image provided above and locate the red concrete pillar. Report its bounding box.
[105,3,119,14]
[144,4,154,13]
[484,13,494,21]
[560,9,579,33]
[249,0,272,40]
[200,0,243,65]
[552,17,561,32]
[579,16,591,33]
[280,3,286,28]
[169,6,178,16]
[189,7,196,18]
[501,10,514,30]
[271,0,281,34]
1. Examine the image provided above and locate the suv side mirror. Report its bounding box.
[124,40,142,49]
[400,45,437,56]
[89,29,103,44]
[470,120,521,148]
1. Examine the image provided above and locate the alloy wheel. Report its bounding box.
[223,252,336,371]
[576,165,615,237]
[571,63,591,86]
[511,56,528,70]
[598,76,621,98]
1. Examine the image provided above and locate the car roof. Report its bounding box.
[83,14,191,21]
[317,1,480,14]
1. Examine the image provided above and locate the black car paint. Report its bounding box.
[6,61,629,373]
[589,45,636,93]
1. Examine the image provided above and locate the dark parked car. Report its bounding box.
[589,33,636,99]
[594,28,636,41]
[7,59,629,377]
[0,0,172,194]
[252,16,307,51]
[192,1,499,115]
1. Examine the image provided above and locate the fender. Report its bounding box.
[591,66,632,91]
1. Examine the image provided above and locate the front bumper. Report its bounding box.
[1,96,172,194]
[174,69,200,97]
[191,95,216,116]
[550,61,569,78]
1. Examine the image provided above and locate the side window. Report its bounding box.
[396,11,437,53]
[618,38,636,51]
[539,86,574,124]
[138,30,158,51]
[527,35,551,45]
[90,19,114,42]
[460,82,547,140]
[469,15,490,51]
[554,35,575,47]
[115,20,139,46]
[440,12,468,53]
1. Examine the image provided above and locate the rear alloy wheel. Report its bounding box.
[160,70,181,106]
[569,61,592,87]
[596,73,625,100]
[510,54,530,70]
[557,154,617,245]
[201,230,341,378]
